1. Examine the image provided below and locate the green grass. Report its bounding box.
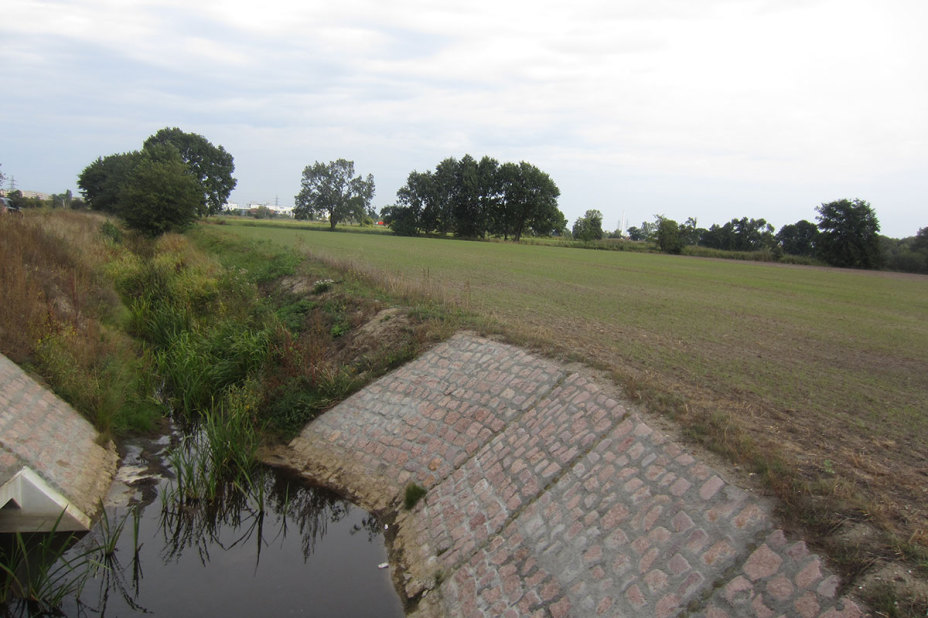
[212,221,927,423]
[209,220,928,543]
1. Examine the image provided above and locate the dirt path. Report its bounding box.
[266,333,867,617]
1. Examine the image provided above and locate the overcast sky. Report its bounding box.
[2,0,926,238]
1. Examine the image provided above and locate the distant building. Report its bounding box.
[0,190,50,200]
[222,201,294,218]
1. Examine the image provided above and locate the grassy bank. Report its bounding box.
[0,211,163,436]
[1,210,462,611]
[0,211,454,441]
[214,218,928,613]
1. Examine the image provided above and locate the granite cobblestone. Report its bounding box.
[284,334,868,616]
[0,353,117,524]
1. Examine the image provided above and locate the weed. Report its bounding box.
[404,483,427,510]
[0,212,166,436]
[0,525,89,611]
[0,506,141,613]
[100,220,122,244]
[276,298,316,332]
[861,580,928,618]
[312,278,336,294]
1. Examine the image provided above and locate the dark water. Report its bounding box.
[55,440,405,617]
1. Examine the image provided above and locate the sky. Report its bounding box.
[1,0,926,238]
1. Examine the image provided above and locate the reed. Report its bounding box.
[0,506,141,613]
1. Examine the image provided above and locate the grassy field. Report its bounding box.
[209,219,928,604]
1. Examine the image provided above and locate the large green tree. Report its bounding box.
[294,159,375,230]
[390,156,563,240]
[143,127,236,216]
[496,161,562,241]
[627,219,658,242]
[572,209,604,241]
[776,220,819,257]
[119,145,202,236]
[77,152,140,213]
[78,128,235,234]
[448,155,502,238]
[391,170,435,235]
[699,217,774,252]
[656,217,684,254]
[680,217,702,246]
[914,227,928,253]
[816,198,881,268]
[450,155,481,238]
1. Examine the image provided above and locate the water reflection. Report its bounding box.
[157,467,381,567]
[8,461,403,617]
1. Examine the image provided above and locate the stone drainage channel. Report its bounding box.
[267,333,867,617]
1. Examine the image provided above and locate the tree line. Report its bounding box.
[292,155,566,241]
[571,201,926,273]
[612,199,928,273]
[68,133,926,273]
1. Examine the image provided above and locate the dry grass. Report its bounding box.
[0,211,159,436]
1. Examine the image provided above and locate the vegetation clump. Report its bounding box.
[77,127,236,236]
[403,483,427,510]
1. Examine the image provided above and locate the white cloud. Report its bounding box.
[1,0,926,237]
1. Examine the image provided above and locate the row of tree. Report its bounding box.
[78,128,236,235]
[291,155,566,241]
[567,199,926,272]
[631,199,927,272]
[380,156,565,240]
[671,200,880,268]
[67,138,927,273]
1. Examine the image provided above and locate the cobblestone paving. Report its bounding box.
[285,334,867,617]
[0,353,117,522]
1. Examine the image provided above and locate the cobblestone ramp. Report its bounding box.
[284,334,866,617]
[0,353,118,529]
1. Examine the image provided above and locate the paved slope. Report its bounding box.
[280,334,866,617]
[0,352,117,529]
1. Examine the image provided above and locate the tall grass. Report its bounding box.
[164,380,263,506]
[104,230,279,423]
[0,508,140,613]
[0,210,162,435]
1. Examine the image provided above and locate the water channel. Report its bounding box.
[5,435,405,617]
